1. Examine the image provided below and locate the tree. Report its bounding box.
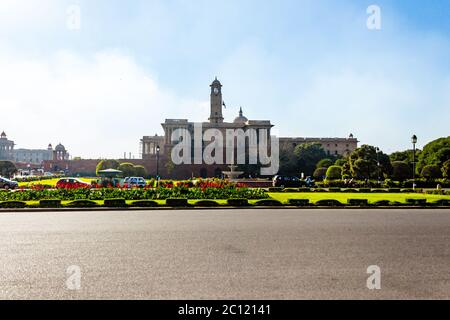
[421,165,442,180]
[316,158,334,169]
[313,167,327,181]
[294,143,328,176]
[118,163,136,177]
[390,149,421,163]
[348,145,392,179]
[335,158,347,167]
[442,159,450,179]
[0,161,17,178]
[326,165,342,180]
[96,159,120,176]
[278,145,300,176]
[134,165,147,178]
[391,161,410,181]
[417,136,450,174]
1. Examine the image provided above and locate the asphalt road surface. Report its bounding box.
[0,209,449,300]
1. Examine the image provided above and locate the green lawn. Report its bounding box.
[269,192,450,204]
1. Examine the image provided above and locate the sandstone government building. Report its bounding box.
[1,79,358,178]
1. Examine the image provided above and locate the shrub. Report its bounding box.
[255,199,283,206]
[288,199,310,206]
[0,201,27,208]
[284,188,299,193]
[313,167,327,181]
[130,200,158,207]
[195,200,219,207]
[313,188,327,192]
[315,199,343,207]
[317,158,334,169]
[421,165,442,180]
[104,198,127,207]
[373,200,391,206]
[298,187,312,192]
[401,189,416,193]
[347,199,369,206]
[328,187,341,192]
[39,199,62,208]
[268,187,284,192]
[406,199,427,206]
[227,198,249,206]
[358,188,371,193]
[326,166,343,180]
[342,188,358,193]
[388,188,401,193]
[442,160,450,179]
[432,199,449,206]
[391,161,411,181]
[166,198,189,207]
[371,189,388,193]
[66,200,98,208]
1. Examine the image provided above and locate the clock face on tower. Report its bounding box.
[213,87,219,95]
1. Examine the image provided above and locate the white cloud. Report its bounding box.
[0,50,206,159]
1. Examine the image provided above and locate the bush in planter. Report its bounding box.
[374,200,391,206]
[66,200,98,208]
[288,199,310,206]
[0,201,27,208]
[130,200,158,207]
[255,199,283,206]
[227,198,249,206]
[39,199,62,208]
[166,198,189,207]
[315,199,343,207]
[347,199,369,206]
[104,198,127,207]
[195,200,219,207]
[406,198,427,206]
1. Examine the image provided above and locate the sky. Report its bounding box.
[0,0,449,159]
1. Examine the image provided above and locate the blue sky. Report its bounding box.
[0,0,449,158]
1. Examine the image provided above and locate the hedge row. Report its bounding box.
[267,188,445,194]
[0,198,448,209]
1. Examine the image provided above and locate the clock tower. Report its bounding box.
[209,77,224,124]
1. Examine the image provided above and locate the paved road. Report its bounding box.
[0,209,449,300]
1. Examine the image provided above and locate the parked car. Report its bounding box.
[0,177,19,190]
[124,177,147,188]
[56,178,91,189]
[272,175,303,188]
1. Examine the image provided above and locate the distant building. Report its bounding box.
[0,131,14,161]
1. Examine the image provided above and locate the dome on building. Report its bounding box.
[233,107,248,124]
[0,131,6,139]
[211,77,222,87]
[55,143,66,151]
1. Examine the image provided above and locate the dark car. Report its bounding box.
[0,177,19,190]
[272,175,303,188]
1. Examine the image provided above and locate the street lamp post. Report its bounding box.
[376,147,380,185]
[411,135,418,190]
[156,145,160,187]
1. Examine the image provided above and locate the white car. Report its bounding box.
[124,177,147,188]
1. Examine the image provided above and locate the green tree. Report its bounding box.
[391,161,410,181]
[442,159,450,179]
[313,167,327,181]
[118,163,136,177]
[326,165,342,180]
[278,145,300,176]
[335,158,347,167]
[96,159,120,176]
[316,158,334,169]
[0,161,17,178]
[134,165,147,178]
[417,136,450,174]
[349,145,392,179]
[421,165,442,180]
[390,149,421,163]
[294,143,328,176]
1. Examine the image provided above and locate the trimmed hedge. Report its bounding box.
[39,199,62,208]
[66,200,98,208]
[358,188,371,193]
[227,198,249,206]
[328,187,341,192]
[388,188,401,193]
[130,200,158,207]
[195,200,220,207]
[284,188,300,193]
[342,189,358,193]
[104,198,127,208]
[401,189,416,193]
[166,198,189,207]
[432,199,449,206]
[374,200,391,206]
[313,188,328,192]
[255,199,283,206]
[298,188,312,192]
[315,199,343,207]
[0,201,27,208]
[268,187,284,192]
[347,199,369,206]
[406,199,427,206]
[288,199,310,206]
[371,189,388,193]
